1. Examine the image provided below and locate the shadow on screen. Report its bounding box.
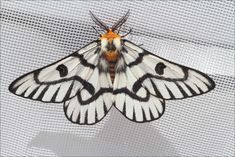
[28,109,178,156]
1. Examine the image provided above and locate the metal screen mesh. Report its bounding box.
[1,1,234,156]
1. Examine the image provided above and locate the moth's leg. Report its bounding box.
[121,28,132,38]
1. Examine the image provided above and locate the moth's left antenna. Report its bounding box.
[89,11,109,31]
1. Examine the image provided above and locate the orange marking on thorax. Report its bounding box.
[103,51,119,62]
[101,29,120,62]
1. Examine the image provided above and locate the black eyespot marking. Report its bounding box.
[155,62,166,75]
[56,64,68,77]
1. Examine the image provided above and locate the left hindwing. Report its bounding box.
[64,66,113,125]
[121,40,215,100]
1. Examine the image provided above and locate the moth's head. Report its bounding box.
[89,10,130,52]
[101,29,120,41]
[100,29,121,52]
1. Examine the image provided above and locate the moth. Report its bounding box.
[9,11,215,125]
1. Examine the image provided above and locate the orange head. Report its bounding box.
[89,10,130,62]
[100,29,121,42]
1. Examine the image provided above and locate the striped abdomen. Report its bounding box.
[103,51,119,83]
[109,61,116,83]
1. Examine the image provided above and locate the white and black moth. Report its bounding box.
[9,11,215,125]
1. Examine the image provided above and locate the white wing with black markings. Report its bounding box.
[121,40,215,100]
[64,65,113,125]
[112,40,215,123]
[9,38,216,125]
[9,41,101,103]
[113,57,165,123]
[9,42,114,125]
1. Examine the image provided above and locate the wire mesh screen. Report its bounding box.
[1,1,234,156]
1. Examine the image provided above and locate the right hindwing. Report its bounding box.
[113,56,165,123]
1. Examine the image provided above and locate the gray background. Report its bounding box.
[1,1,234,156]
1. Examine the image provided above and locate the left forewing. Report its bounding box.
[9,41,100,103]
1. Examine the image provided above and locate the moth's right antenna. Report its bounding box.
[112,10,130,31]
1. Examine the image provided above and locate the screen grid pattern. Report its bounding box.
[1,1,234,156]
